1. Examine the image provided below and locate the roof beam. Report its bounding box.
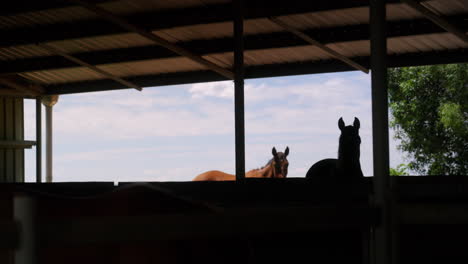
[44,48,468,95]
[0,0,113,16]
[0,76,44,96]
[0,140,36,149]
[0,88,33,98]
[69,0,234,80]
[0,0,407,48]
[38,43,143,91]
[268,17,369,73]
[3,14,465,74]
[401,0,468,44]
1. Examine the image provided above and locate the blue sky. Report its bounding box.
[23,71,407,182]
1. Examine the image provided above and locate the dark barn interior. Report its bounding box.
[0,0,467,263]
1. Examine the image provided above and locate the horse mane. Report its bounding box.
[250,159,272,171]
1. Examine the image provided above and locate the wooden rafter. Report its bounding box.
[0,140,36,149]
[69,0,234,80]
[37,43,143,91]
[401,0,468,44]
[0,88,33,98]
[268,17,369,74]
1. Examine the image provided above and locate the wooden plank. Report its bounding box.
[399,203,468,224]
[40,206,378,246]
[69,0,234,80]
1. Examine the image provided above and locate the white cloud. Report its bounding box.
[22,72,411,182]
[53,99,234,139]
[189,81,234,99]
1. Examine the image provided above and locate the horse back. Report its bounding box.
[192,170,235,181]
[306,159,364,183]
[305,158,337,181]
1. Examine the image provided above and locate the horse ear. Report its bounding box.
[284,146,289,156]
[338,117,345,130]
[353,117,360,130]
[272,147,278,157]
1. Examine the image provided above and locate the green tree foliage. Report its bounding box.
[388,64,467,175]
[390,164,409,176]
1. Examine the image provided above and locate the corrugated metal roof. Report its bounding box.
[18,56,206,84]
[1,1,466,60]
[0,0,229,29]
[16,30,468,86]
[388,33,468,54]
[1,0,467,93]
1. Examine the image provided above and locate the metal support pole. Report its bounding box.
[234,0,245,181]
[35,98,42,183]
[370,1,393,264]
[14,195,36,264]
[45,105,52,182]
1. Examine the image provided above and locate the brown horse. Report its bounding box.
[305,117,363,183]
[192,147,290,181]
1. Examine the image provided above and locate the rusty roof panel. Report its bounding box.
[2,0,467,90]
[0,0,229,29]
[388,33,468,54]
[18,57,206,84]
[0,8,96,29]
[15,31,468,86]
[99,57,205,76]
[0,33,153,61]
[2,1,466,62]
[420,0,468,15]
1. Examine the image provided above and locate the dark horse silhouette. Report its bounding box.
[305,117,363,182]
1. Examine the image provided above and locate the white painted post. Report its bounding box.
[41,95,58,183]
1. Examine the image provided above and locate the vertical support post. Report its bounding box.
[35,98,42,183]
[42,95,58,183]
[234,0,245,181]
[45,105,52,182]
[370,1,393,264]
[14,195,36,264]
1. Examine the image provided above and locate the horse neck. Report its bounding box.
[337,144,360,170]
[248,164,274,178]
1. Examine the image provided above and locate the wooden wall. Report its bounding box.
[0,97,24,182]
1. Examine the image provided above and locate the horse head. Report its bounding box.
[271,146,290,178]
[338,117,361,163]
